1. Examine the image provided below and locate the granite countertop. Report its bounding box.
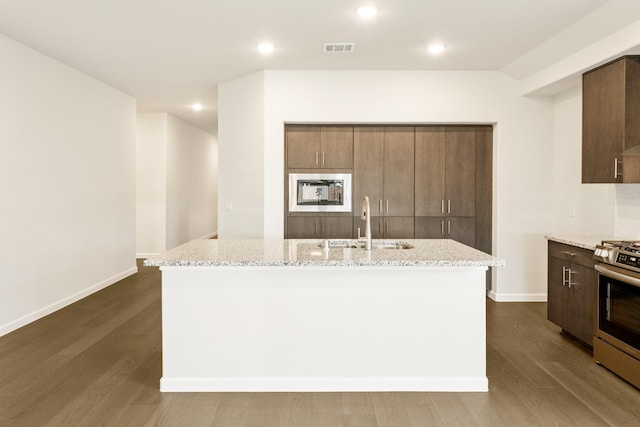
[143,238,505,268]
[544,234,632,250]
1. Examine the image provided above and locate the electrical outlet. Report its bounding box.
[224,200,233,211]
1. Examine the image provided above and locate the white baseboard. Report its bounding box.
[0,266,138,337]
[488,291,547,302]
[160,376,489,393]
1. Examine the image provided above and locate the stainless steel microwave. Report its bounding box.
[288,173,352,212]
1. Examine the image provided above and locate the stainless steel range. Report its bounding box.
[593,240,640,388]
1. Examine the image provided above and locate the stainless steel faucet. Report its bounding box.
[361,196,372,250]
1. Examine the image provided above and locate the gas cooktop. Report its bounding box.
[594,240,640,272]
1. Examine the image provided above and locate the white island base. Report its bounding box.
[160,265,488,393]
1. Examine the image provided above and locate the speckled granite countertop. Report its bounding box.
[544,235,632,250]
[143,238,505,268]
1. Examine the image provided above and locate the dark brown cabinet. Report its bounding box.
[287,216,353,239]
[582,55,640,183]
[414,126,485,248]
[547,241,598,348]
[352,126,414,239]
[286,125,354,169]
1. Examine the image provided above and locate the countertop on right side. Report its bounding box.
[544,234,633,251]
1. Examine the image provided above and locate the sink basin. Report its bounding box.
[318,240,413,250]
[372,243,414,250]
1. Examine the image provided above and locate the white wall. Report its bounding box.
[136,113,218,256]
[0,33,137,336]
[219,70,556,301]
[551,89,616,236]
[166,113,218,249]
[136,113,168,256]
[217,72,265,238]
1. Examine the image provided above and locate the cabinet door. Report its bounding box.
[415,217,445,239]
[445,127,476,217]
[383,127,415,216]
[547,256,566,328]
[582,59,626,183]
[321,127,353,168]
[353,127,384,217]
[564,263,597,346]
[446,217,475,247]
[415,127,446,216]
[287,126,321,169]
[383,217,414,239]
[353,217,384,239]
[287,216,320,238]
[321,216,353,239]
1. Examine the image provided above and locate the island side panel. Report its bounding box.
[160,266,488,392]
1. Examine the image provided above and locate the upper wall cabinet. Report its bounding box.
[582,56,640,183]
[286,125,354,169]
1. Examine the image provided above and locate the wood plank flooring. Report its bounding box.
[1,260,639,426]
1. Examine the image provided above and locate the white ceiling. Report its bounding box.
[1,0,639,135]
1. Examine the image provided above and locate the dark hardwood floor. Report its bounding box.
[1,261,639,426]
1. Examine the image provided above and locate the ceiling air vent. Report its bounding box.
[323,43,355,53]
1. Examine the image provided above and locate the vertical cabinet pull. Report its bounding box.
[378,220,382,235]
[614,158,622,179]
[441,200,445,214]
[562,266,568,286]
[321,220,325,235]
[386,200,389,214]
[441,220,444,236]
[315,152,319,165]
[447,200,451,214]
[379,200,383,214]
[385,220,389,236]
[567,269,575,288]
[447,220,451,235]
[322,151,325,166]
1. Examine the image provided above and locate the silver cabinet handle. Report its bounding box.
[441,200,445,214]
[378,220,382,234]
[447,200,451,214]
[562,266,568,286]
[321,220,325,235]
[560,250,576,257]
[386,200,389,214]
[567,268,575,288]
[379,199,383,214]
[357,227,361,239]
[322,151,325,166]
[315,152,319,165]
[614,158,622,178]
[441,220,444,236]
[447,220,451,235]
[385,220,389,236]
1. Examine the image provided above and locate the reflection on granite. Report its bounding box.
[144,238,505,268]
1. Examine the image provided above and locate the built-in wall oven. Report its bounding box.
[288,173,352,212]
[593,241,640,388]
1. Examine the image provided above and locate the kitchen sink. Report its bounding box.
[318,239,413,250]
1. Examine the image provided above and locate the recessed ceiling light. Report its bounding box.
[427,44,445,54]
[357,5,378,19]
[257,43,274,55]
[192,102,203,112]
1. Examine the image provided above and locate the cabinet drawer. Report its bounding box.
[548,241,595,269]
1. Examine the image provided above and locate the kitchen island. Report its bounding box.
[144,238,504,392]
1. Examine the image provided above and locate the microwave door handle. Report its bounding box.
[595,264,640,288]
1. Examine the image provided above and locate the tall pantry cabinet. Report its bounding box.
[352,127,415,239]
[413,126,490,250]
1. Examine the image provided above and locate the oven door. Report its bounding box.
[594,263,640,354]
